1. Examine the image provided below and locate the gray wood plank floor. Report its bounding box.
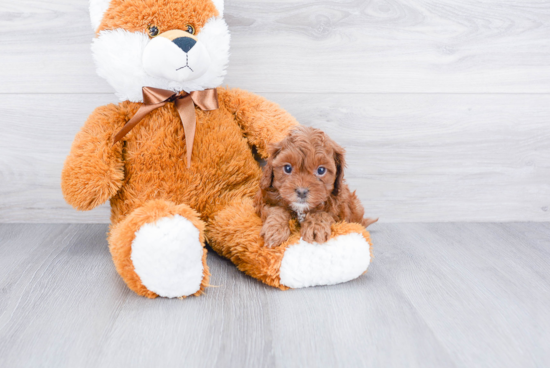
[0,223,548,368]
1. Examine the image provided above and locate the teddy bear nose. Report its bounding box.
[173,37,196,53]
[296,188,309,199]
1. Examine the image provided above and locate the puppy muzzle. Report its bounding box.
[295,188,309,200]
[143,30,211,82]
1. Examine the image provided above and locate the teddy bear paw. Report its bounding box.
[279,232,371,289]
[131,215,205,298]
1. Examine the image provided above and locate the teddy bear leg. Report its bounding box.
[207,199,373,290]
[108,200,210,298]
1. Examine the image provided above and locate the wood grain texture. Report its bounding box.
[1,0,549,222]
[1,93,549,222]
[0,223,549,367]
[0,0,549,93]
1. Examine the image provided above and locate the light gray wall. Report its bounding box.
[1,0,549,223]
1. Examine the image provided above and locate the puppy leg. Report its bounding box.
[301,212,335,244]
[261,206,292,248]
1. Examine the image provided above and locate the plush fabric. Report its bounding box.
[208,199,373,290]
[131,214,205,298]
[92,1,229,101]
[62,87,298,225]
[108,200,210,298]
[62,0,374,298]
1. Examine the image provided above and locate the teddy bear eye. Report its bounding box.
[316,166,326,176]
[186,24,195,35]
[148,25,159,37]
[283,164,292,174]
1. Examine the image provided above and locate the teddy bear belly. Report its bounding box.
[109,113,262,225]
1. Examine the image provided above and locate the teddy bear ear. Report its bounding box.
[211,0,224,17]
[90,0,223,31]
[90,0,112,32]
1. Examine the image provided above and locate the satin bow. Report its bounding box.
[113,86,219,167]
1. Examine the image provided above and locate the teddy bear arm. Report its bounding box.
[218,87,299,158]
[61,103,126,211]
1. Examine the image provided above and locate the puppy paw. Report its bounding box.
[301,212,334,244]
[261,219,291,248]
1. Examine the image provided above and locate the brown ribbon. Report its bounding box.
[113,86,219,167]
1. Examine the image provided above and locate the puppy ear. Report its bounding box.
[331,140,346,197]
[260,142,282,190]
[260,160,274,190]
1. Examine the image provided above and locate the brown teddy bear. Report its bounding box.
[61,0,373,298]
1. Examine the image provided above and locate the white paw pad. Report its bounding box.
[131,215,204,298]
[279,233,371,289]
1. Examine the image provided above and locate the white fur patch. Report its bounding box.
[90,0,111,31]
[279,233,371,288]
[143,36,212,82]
[92,16,230,102]
[291,203,309,223]
[131,215,204,298]
[211,0,224,16]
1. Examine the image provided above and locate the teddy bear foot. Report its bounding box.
[109,200,209,298]
[130,215,205,297]
[278,232,371,288]
[208,199,373,290]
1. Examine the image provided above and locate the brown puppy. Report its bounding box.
[255,126,378,248]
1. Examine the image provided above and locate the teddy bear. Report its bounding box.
[61,0,373,298]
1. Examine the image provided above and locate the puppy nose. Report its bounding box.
[296,188,309,199]
[173,37,196,53]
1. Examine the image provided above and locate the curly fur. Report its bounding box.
[255,126,378,247]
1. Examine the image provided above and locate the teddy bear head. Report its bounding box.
[90,0,229,102]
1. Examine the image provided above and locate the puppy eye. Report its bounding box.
[316,166,327,176]
[186,24,195,35]
[283,164,293,174]
[148,25,159,38]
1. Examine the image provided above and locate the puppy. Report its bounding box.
[255,126,378,248]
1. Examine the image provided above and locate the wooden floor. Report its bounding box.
[0,223,548,368]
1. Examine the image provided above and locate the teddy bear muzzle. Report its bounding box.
[142,29,211,82]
